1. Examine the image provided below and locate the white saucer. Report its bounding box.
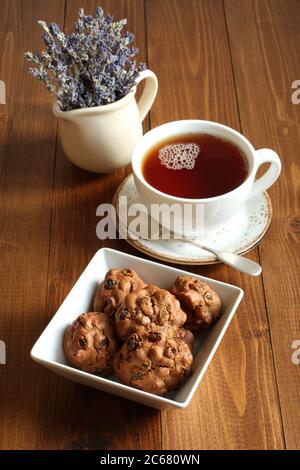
[113,174,272,265]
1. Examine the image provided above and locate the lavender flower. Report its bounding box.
[24,6,146,111]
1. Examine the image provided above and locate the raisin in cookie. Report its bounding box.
[115,284,187,341]
[114,326,193,396]
[63,312,117,375]
[93,268,145,317]
[171,275,222,332]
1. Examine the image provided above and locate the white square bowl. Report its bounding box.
[31,248,243,410]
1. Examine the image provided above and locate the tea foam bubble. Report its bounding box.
[158,143,200,170]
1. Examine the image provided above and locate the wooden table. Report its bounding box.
[0,0,299,450]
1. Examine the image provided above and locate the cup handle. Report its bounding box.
[249,148,281,199]
[135,69,158,122]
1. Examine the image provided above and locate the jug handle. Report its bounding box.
[135,70,158,122]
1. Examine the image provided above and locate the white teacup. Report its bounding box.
[132,120,281,234]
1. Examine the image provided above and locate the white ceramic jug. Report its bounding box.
[52,70,158,173]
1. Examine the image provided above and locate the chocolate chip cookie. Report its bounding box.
[115,284,187,341]
[114,326,193,395]
[63,312,117,375]
[93,268,145,317]
[171,275,222,332]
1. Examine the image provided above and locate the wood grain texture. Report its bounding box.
[0,0,65,449]
[146,0,284,449]
[224,0,300,449]
[36,0,161,450]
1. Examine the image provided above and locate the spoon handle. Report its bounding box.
[199,244,262,276]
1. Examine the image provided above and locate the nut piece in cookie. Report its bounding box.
[93,268,145,317]
[114,327,193,396]
[177,328,195,354]
[63,312,117,375]
[115,284,187,341]
[171,275,222,332]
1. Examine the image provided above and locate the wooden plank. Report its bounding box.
[146,0,284,449]
[0,0,65,449]
[36,0,161,450]
[224,0,300,449]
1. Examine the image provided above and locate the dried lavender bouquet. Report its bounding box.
[24,6,146,111]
